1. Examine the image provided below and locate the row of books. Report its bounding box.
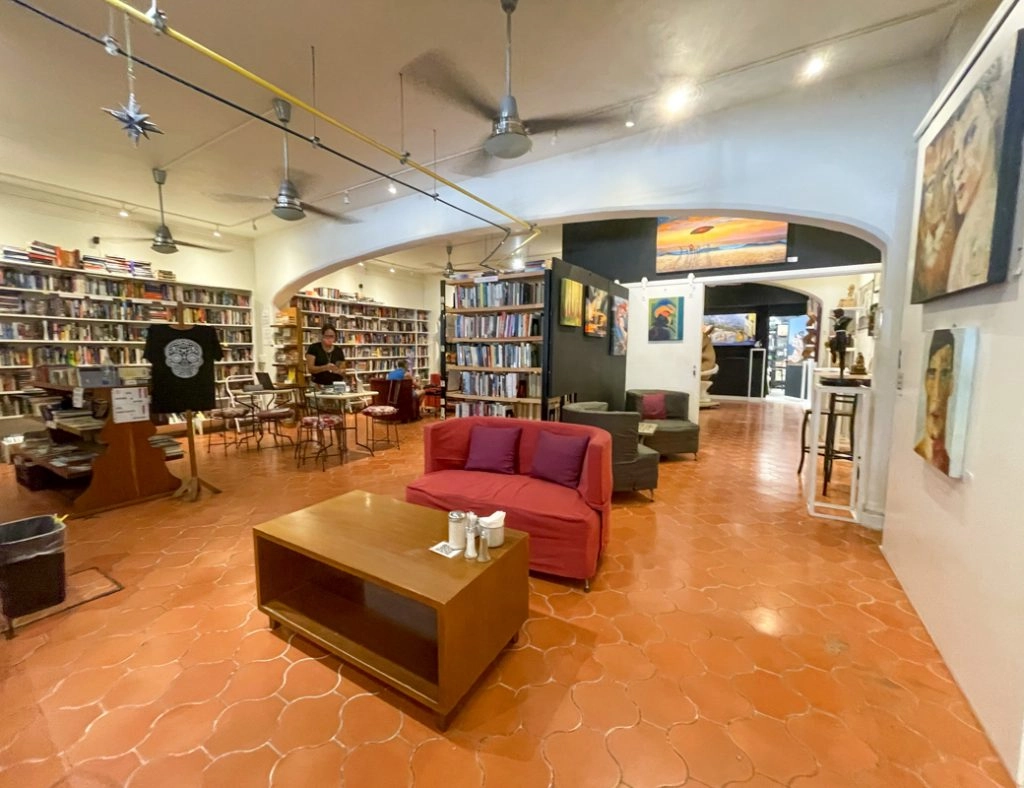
[31,346,146,366]
[0,267,177,300]
[451,280,545,309]
[296,298,427,320]
[456,372,541,399]
[179,307,252,325]
[454,342,540,368]
[451,313,542,340]
[179,288,251,307]
[2,293,166,321]
[1,321,149,343]
[0,348,30,366]
[3,243,176,280]
[0,370,32,391]
[303,316,427,333]
[452,402,513,418]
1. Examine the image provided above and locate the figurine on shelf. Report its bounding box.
[827,309,854,367]
[838,284,857,307]
[850,353,868,375]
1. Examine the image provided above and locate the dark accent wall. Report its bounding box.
[561,219,881,281]
[561,218,658,282]
[547,258,629,409]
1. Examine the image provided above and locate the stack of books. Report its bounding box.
[2,246,30,264]
[28,241,58,265]
[132,259,154,279]
[157,270,176,281]
[105,256,133,277]
[81,254,109,273]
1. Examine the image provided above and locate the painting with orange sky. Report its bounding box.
[656,216,788,274]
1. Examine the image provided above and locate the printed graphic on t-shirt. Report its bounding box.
[165,338,204,379]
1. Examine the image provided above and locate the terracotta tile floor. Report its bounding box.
[0,402,1014,787]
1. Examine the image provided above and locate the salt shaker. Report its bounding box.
[476,531,490,562]
[464,522,478,560]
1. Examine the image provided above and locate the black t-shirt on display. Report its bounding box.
[144,324,223,413]
[306,342,346,385]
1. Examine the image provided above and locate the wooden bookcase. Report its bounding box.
[440,263,559,420]
[0,248,255,419]
[280,290,430,385]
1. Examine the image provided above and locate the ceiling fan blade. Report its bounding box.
[453,147,500,177]
[525,114,617,136]
[402,50,498,122]
[303,203,359,224]
[207,191,273,204]
[175,240,232,254]
[96,236,159,243]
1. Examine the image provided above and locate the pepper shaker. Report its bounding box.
[476,531,490,562]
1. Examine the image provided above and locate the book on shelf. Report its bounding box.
[454,342,539,368]
[457,371,541,399]
[451,279,545,308]
[452,312,541,339]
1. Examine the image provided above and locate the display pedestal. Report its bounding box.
[804,383,872,524]
[699,366,719,409]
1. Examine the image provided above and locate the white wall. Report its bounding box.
[625,283,705,421]
[0,191,255,290]
[882,1,1024,781]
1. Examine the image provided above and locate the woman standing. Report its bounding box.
[306,325,346,385]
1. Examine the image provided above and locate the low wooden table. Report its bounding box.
[253,491,529,727]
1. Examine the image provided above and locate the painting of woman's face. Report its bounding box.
[922,132,954,227]
[952,89,997,215]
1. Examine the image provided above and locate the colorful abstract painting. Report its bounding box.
[648,297,684,342]
[656,217,788,274]
[560,278,583,327]
[611,296,628,356]
[584,286,608,337]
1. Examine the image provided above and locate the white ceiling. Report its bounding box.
[0,0,964,266]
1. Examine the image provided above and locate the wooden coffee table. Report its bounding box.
[253,491,529,727]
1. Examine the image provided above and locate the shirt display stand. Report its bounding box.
[168,304,221,502]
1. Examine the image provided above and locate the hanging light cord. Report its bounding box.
[8,0,513,241]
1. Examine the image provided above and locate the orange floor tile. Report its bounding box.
[0,402,1014,786]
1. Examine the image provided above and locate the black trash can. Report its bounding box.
[0,515,67,621]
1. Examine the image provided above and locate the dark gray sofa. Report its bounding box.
[624,389,700,458]
[561,401,658,498]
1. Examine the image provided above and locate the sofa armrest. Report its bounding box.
[577,429,613,512]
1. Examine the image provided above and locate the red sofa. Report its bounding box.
[405,417,612,586]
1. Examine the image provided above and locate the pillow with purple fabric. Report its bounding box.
[641,393,667,420]
[464,425,522,474]
[529,431,590,488]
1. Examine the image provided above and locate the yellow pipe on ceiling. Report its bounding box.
[100,0,534,232]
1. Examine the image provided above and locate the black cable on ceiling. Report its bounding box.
[8,0,514,246]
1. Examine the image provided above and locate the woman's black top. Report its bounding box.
[306,342,346,385]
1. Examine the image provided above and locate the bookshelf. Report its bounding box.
[283,290,430,385]
[0,244,255,418]
[441,262,559,420]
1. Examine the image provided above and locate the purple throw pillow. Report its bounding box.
[464,425,522,474]
[529,431,590,488]
[641,393,667,420]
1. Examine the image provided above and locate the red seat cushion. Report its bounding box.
[640,393,667,420]
[405,470,601,579]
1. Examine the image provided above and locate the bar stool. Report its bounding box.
[798,392,858,494]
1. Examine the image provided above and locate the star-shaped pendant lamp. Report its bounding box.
[103,93,162,146]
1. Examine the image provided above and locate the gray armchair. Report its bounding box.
[624,389,700,458]
[562,401,658,498]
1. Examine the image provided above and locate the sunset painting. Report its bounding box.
[656,216,789,274]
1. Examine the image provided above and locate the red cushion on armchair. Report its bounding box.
[641,393,667,420]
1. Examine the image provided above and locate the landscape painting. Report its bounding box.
[584,286,609,337]
[648,297,684,342]
[656,216,789,274]
[560,278,583,327]
[611,295,628,355]
[703,313,757,345]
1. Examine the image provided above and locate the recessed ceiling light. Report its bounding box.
[389,266,396,274]
[343,191,351,204]
[118,205,129,218]
[358,261,365,267]
[624,106,636,128]
[802,55,827,80]
[387,182,398,195]
[212,226,222,238]
[663,85,696,117]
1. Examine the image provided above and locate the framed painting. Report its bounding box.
[914,327,979,478]
[559,279,583,327]
[584,286,608,337]
[909,27,1024,303]
[656,217,788,274]
[648,297,684,342]
[611,296,628,355]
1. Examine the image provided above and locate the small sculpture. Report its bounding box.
[802,313,818,361]
[699,325,720,409]
[851,353,868,375]
[838,284,857,307]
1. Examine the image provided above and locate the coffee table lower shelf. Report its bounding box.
[261,584,440,708]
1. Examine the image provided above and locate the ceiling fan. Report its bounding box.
[405,0,612,167]
[105,168,230,254]
[212,99,356,224]
[441,243,487,277]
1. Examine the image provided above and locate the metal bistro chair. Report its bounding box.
[294,388,344,471]
[223,374,261,449]
[206,399,248,453]
[360,378,401,454]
